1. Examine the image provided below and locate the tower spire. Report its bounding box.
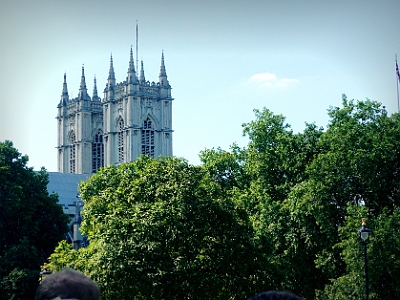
[107,54,116,90]
[158,51,169,87]
[93,75,99,100]
[127,46,138,84]
[108,54,115,80]
[78,65,89,100]
[60,73,69,105]
[159,51,167,76]
[128,47,135,72]
[140,60,145,83]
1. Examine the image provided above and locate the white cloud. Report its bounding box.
[247,73,299,88]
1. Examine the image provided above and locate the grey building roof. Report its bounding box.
[47,172,91,206]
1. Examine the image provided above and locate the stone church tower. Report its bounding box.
[56,49,173,174]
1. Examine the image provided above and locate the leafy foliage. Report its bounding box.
[0,141,69,299]
[199,146,248,190]
[237,97,400,298]
[50,156,259,300]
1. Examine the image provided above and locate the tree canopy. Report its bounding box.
[0,141,69,299]
[50,156,260,299]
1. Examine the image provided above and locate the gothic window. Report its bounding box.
[92,131,104,173]
[118,119,124,164]
[141,117,154,157]
[69,132,76,173]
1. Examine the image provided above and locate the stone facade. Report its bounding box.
[56,49,173,174]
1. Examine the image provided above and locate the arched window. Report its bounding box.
[92,131,104,173]
[118,119,124,164]
[141,117,154,157]
[69,132,76,173]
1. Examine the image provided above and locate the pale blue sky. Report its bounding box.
[1,0,399,171]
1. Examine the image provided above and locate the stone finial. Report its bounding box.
[127,47,138,84]
[93,75,98,99]
[108,54,115,80]
[60,72,69,105]
[159,50,167,77]
[158,51,169,87]
[78,65,89,100]
[140,60,145,83]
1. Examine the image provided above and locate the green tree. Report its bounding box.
[241,108,323,202]
[316,205,400,300]
[50,156,259,300]
[279,97,400,299]
[234,108,326,298]
[0,140,69,300]
[235,97,400,298]
[199,145,249,190]
[308,96,400,219]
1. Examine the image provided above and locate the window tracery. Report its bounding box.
[92,131,104,172]
[69,132,76,173]
[118,119,124,163]
[141,117,154,157]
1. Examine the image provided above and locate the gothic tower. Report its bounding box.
[56,49,173,174]
[56,67,103,174]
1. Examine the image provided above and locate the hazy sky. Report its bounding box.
[1,0,400,171]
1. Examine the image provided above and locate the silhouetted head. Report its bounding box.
[248,291,303,300]
[34,268,101,300]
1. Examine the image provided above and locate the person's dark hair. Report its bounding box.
[34,268,101,300]
[248,290,303,300]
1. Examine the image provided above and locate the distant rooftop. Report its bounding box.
[47,172,91,206]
